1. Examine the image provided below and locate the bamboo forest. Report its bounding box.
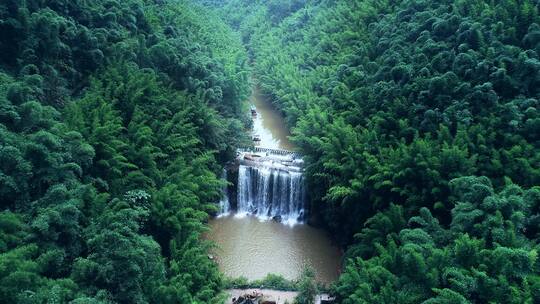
[0,0,539,303]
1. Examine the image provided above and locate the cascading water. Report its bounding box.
[207,85,342,285]
[236,163,305,224]
[218,169,230,216]
[217,150,306,224]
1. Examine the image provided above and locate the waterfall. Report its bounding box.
[218,169,230,216]
[217,149,307,225]
[237,164,305,224]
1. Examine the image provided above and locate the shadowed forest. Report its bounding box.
[0,0,250,302]
[1,0,540,303]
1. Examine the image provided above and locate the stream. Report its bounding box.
[206,84,341,285]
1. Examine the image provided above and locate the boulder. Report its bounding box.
[232,294,258,304]
[259,295,277,304]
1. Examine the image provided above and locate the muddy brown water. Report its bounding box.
[206,83,341,285]
[250,85,294,150]
[208,215,341,285]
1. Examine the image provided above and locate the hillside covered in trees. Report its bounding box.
[0,0,251,302]
[2,0,540,303]
[204,0,540,303]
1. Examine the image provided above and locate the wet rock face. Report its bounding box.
[272,215,282,222]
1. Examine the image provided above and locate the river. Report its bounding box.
[250,84,295,150]
[206,84,341,285]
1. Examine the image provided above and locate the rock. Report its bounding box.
[232,296,250,304]
[259,295,277,304]
[272,215,282,222]
[232,293,261,304]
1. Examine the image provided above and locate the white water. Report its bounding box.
[217,163,306,225]
[207,83,341,284]
[218,169,230,216]
[236,165,305,225]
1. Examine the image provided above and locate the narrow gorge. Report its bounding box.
[207,84,341,285]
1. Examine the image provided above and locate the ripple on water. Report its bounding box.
[206,214,341,285]
[208,82,341,284]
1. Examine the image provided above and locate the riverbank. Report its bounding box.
[226,289,334,304]
[227,289,297,304]
[206,79,342,284]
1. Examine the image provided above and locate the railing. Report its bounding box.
[236,146,303,171]
[238,159,303,172]
[237,146,301,158]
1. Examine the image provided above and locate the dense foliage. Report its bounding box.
[224,270,328,293]
[3,0,540,302]
[294,267,318,304]
[0,0,250,303]
[205,0,540,302]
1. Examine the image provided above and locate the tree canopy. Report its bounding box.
[0,0,250,302]
[204,0,540,302]
[2,0,540,302]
